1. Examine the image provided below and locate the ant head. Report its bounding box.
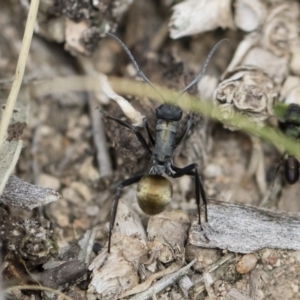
[156,104,182,121]
[136,175,172,215]
[284,103,300,124]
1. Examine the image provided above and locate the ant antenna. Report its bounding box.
[106,32,166,101]
[179,38,229,99]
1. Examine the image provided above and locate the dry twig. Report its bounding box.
[0,0,39,157]
[77,57,113,178]
[129,260,196,300]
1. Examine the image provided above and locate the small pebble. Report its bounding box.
[236,254,258,274]
[204,164,222,178]
[71,181,93,202]
[86,205,100,216]
[39,173,61,190]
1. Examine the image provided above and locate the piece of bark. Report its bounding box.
[190,201,300,253]
[40,261,87,289]
[0,175,60,209]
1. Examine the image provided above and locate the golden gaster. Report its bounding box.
[137,175,172,215]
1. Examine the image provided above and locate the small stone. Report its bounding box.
[204,164,222,178]
[294,251,300,263]
[257,290,264,300]
[186,244,219,271]
[62,187,82,204]
[86,205,99,216]
[236,254,258,274]
[291,283,299,294]
[261,249,271,264]
[71,181,93,202]
[268,251,279,266]
[67,126,83,140]
[273,258,281,267]
[13,229,21,236]
[39,125,53,136]
[261,249,278,266]
[39,173,61,190]
[79,157,100,182]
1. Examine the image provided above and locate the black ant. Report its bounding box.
[274,103,300,185]
[105,33,227,253]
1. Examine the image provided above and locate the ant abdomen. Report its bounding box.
[284,156,300,184]
[137,175,172,215]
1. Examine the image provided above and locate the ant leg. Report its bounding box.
[271,154,285,188]
[108,174,144,253]
[103,113,152,155]
[172,164,208,225]
[175,115,193,148]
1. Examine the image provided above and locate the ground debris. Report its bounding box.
[190,201,300,253]
[40,260,87,289]
[147,210,190,264]
[0,175,60,209]
[88,200,148,299]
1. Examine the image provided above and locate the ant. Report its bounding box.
[105,33,227,253]
[274,103,300,185]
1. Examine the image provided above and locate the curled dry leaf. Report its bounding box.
[242,47,288,86]
[234,0,267,32]
[225,32,261,75]
[262,3,300,57]
[147,210,190,264]
[280,76,300,105]
[198,74,219,101]
[169,0,234,39]
[214,66,276,130]
[225,33,288,86]
[290,42,300,76]
[88,200,148,299]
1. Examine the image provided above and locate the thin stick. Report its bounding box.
[0,0,40,153]
[77,57,113,178]
[4,284,73,300]
[129,260,196,300]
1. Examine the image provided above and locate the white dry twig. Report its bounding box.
[99,75,144,127]
[129,260,196,300]
[0,0,39,196]
[0,0,39,152]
